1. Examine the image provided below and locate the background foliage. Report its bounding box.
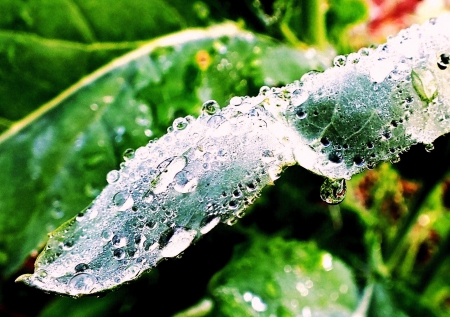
[1,0,450,316]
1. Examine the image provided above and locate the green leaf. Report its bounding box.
[0,0,208,124]
[208,236,358,316]
[0,22,329,280]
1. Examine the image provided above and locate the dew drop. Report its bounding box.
[259,86,270,95]
[113,191,134,211]
[328,152,343,164]
[101,229,113,241]
[229,96,243,106]
[199,216,221,234]
[106,170,120,184]
[63,239,75,250]
[113,248,125,260]
[173,117,188,131]
[437,53,450,70]
[123,148,135,161]
[425,143,434,152]
[68,273,97,295]
[353,156,365,166]
[320,137,331,147]
[320,178,347,205]
[160,227,197,258]
[153,156,187,194]
[333,55,347,67]
[111,235,127,248]
[295,107,307,119]
[201,100,220,115]
[75,263,89,273]
[173,170,198,193]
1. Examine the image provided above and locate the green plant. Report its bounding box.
[1,1,450,316]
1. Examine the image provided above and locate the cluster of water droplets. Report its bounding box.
[18,14,450,296]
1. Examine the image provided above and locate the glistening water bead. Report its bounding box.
[17,15,450,297]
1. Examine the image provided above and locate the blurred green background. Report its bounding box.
[1,0,450,316]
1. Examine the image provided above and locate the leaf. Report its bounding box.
[0,0,208,124]
[208,236,358,316]
[16,11,450,299]
[0,22,330,279]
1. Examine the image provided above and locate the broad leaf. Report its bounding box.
[0,23,330,278]
[208,236,358,316]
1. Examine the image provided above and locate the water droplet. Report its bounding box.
[353,156,365,166]
[113,248,125,260]
[411,68,438,102]
[382,130,392,139]
[173,117,188,131]
[206,115,226,129]
[425,143,434,152]
[63,239,75,250]
[122,264,142,281]
[202,100,220,115]
[112,235,127,248]
[229,96,242,106]
[228,200,238,210]
[123,148,135,161]
[359,47,370,56]
[259,86,270,95]
[328,152,343,164]
[320,178,346,204]
[75,263,89,273]
[113,191,134,211]
[295,107,307,119]
[226,217,238,226]
[174,170,198,193]
[291,89,309,106]
[390,155,401,164]
[153,156,187,194]
[199,216,221,234]
[106,170,120,184]
[68,273,97,295]
[333,55,347,67]
[160,227,197,258]
[143,190,155,203]
[101,229,113,241]
[437,53,450,70]
[320,137,331,147]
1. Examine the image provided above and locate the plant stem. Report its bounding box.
[300,0,327,48]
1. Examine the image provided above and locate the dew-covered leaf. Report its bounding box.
[15,13,450,298]
[208,236,358,316]
[0,22,330,279]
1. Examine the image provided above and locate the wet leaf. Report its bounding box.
[0,22,329,279]
[208,236,358,316]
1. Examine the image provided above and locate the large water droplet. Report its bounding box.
[229,96,243,106]
[113,191,134,211]
[123,148,135,161]
[153,156,187,194]
[320,178,346,204]
[68,273,97,295]
[199,216,221,234]
[173,170,198,193]
[106,170,120,184]
[202,100,220,115]
[160,227,197,258]
[173,117,188,131]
